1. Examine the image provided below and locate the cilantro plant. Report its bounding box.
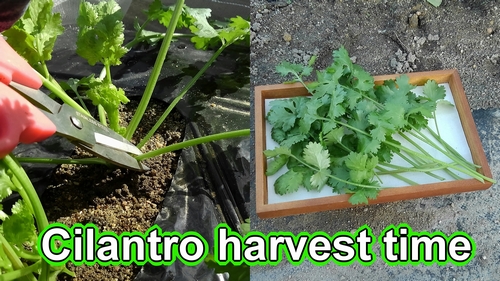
[0,156,74,280]
[264,47,495,205]
[0,0,250,279]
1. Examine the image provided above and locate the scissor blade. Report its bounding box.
[9,81,61,114]
[94,132,143,155]
[78,142,149,172]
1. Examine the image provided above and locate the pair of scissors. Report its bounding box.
[0,36,148,171]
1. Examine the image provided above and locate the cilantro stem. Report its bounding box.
[39,74,91,117]
[12,248,40,262]
[331,119,494,183]
[0,259,40,281]
[0,234,36,281]
[16,157,107,165]
[137,44,227,148]
[124,0,185,140]
[393,151,450,181]
[378,162,453,173]
[98,105,107,126]
[375,166,419,185]
[2,155,50,281]
[136,129,250,161]
[424,125,480,169]
[407,126,479,174]
[399,131,462,180]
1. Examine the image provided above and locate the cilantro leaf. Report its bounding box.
[3,200,37,246]
[266,154,289,176]
[423,80,446,103]
[280,127,308,147]
[0,166,14,200]
[332,46,353,75]
[85,76,129,134]
[267,99,299,132]
[310,169,331,190]
[352,65,374,91]
[348,188,379,205]
[76,0,128,67]
[275,170,303,195]
[323,127,344,146]
[345,152,378,183]
[276,61,312,82]
[303,142,330,170]
[3,0,63,67]
[263,146,292,158]
[217,16,250,45]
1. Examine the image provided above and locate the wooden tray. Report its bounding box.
[254,69,493,219]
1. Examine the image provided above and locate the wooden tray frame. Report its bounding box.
[254,69,493,219]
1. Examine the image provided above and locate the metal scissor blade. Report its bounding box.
[78,142,149,172]
[9,81,61,114]
[95,133,143,155]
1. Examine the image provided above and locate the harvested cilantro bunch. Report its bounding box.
[264,46,495,205]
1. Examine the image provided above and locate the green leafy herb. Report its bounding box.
[76,0,129,134]
[85,76,129,135]
[76,0,128,67]
[146,0,249,50]
[265,46,495,204]
[2,0,64,77]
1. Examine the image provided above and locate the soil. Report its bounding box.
[250,0,500,280]
[250,0,500,109]
[41,100,185,281]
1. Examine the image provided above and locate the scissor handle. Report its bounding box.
[0,37,56,158]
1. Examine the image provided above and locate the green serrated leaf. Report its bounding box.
[266,154,289,176]
[323,127,344,146]
[3,0,64,66]
[423,80,446,103]
[348,188,380,205]
[267,99,299,132]
[333,46,353,75]
[310,169,331,190]
[0,167,14,201]
[263,146,292,158]
[275,170,303,195]
[3,200,37,246]
[85,76,129,133]
[303,142,330,170]
[76,0,128,67]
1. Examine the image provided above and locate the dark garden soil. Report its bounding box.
[40,100,185,281]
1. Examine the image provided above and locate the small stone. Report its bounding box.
[428,34,439,41]
[390,57,398,68]
[283,32,292,42]
[416,37,426,46]
[350,56,357,63]
[409,14,419,28]
[252,22,261,32]
[407,53,416,63]
[490,54,499,64]
[487,27,494,35]
[255,13,262,19]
